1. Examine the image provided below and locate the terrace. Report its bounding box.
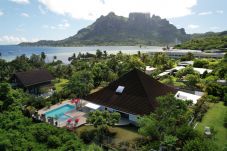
[37,99,131,128]
[38,99,88,127]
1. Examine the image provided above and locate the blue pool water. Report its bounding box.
[45,104,75,121]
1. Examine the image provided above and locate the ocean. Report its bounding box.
[0,45,163,64]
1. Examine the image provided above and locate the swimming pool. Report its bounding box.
[45,104,75,122]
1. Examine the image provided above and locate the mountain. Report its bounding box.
[19,12,190,46]
[174,31,227,50]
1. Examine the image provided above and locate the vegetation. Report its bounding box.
[54,79,69,92]
[0,83,102,151]
[196,102,227,150]
[0,48,227,150]
[137,94,199,150]
[76,125,141,147]
[175,32,227,50]
[86,110,120,143]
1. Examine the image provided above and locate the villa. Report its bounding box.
[85,68,177,124]
[37,68,203,128]
[11,69,54,95]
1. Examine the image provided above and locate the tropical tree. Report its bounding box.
[96,49,103,58]
[65,70,94,98]
[176,66,197,78]
[180,52,194,61]
[138,94,191,141]
[0,59,10,82]
[185,74,200,89]
[103,50,108,58]
[41,52,46,62]
[87,110,120,143]
[92,62,110,87]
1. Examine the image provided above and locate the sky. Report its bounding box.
[0,0,226,44]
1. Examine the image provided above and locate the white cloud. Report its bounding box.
[10,0,30,4]
[216,10,224,14]
[0,35,39,44]
[188,24,199,29]
[0,35,27,44]
[0,10,4,16]
[38,0,197,20]
[198,11,212,16]
[42,20,70,30]
[21,12,30,17]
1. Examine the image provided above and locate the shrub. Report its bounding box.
[205,95,220,103]
[47,135,61,148]
[224,112,227,128]
[80,129,96,144]
[224,94,227,106]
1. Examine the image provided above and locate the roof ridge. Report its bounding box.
[134,69,156,109]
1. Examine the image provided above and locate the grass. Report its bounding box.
[54,79,69,92]
[196,102,227,149]
[76,125,142,144]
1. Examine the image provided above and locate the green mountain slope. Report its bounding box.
[174,31,227,50]
[19,12,189,46]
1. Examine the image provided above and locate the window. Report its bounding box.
[116,86,125,94]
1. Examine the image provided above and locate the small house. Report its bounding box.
[12,69,54,95]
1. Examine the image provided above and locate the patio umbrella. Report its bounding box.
[67,118,72,123]
[75,118,80,123]
[75,98,80,104]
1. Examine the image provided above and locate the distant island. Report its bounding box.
[19,12,189,47]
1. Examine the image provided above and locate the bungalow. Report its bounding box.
[158,66,213,77]
[193,68,213,75]
[145,66,156,75]
[85,68,177,124]
[11,69,54,95]
[178,61,194,67]
[175,91,202,104]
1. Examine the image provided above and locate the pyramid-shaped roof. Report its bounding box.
[85,68,176,115]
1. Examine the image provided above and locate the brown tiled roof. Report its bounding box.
[14,69,54,87]
[85,68,177,115]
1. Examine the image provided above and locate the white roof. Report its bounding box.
[193,68,213,75]
[158,71,170,77]
[85,103,100,110]
[175,91,202,104]
[166,66,185,72]
[178,61,194,65]
[146,66,156,71]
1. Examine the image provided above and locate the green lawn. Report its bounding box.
[76,125,141,144]
[54,79,69,92]
[196,102,227,149]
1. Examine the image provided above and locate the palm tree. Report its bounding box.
[53,56,57,62]
[41,52,46,62]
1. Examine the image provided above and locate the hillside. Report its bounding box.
[19,12,189,46]
[174,31,227,51]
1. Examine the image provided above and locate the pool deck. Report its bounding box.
[38,99,88,127]
[37,99,131,128]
